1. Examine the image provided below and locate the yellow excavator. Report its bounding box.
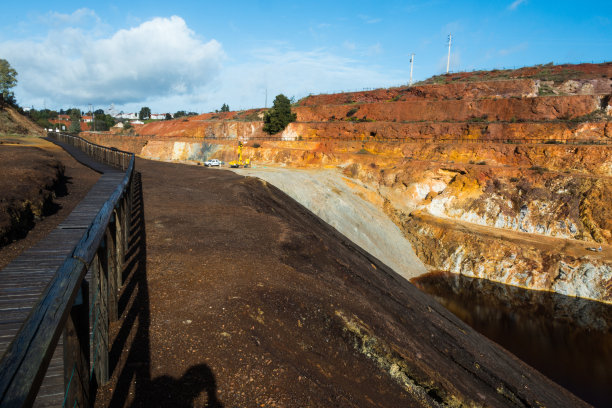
[229,141,250,168]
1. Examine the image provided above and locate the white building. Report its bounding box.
[150,113,171,120]
[113,112,138,120]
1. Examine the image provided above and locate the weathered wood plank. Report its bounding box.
[0,134,134,407]
[0,258,86,406]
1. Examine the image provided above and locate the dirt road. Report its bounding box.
[412,210,612,261]
[95,158,588,407]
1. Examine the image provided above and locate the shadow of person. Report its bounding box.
[137,364,224,408]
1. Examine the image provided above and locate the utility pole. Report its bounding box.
[409,53,415,86]
[446,33,452,74]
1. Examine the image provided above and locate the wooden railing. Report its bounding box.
[0,133,135,407]
[52,132,133,170]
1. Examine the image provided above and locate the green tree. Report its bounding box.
[174,110,186,118]
[68,118,81,133]
[139,106,151,120]
[92,112,115,131]
[220,103,230,112]
[0,59,18,105]
[68,110,81,133]
[165,113,172,120]
[263,94,296,135]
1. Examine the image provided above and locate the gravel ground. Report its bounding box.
[94,158,588,407]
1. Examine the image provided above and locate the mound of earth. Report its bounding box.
[0,137,100,268]
[0,143,65,246]
[0,105,45,136]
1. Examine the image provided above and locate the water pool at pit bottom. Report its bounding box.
[412,272,612,407]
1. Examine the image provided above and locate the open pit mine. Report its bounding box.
[82,62,612,405]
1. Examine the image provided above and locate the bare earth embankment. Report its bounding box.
[94,158,587,407]
[0,136,100,268]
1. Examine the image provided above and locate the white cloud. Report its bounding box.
[44,8,100,25]
[1,11,406,114]
[200,47,407,111]
[0,15,224,109]
[508,0,527,10]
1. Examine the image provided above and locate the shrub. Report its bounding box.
[529,166,548,174]
[346,107,359,117]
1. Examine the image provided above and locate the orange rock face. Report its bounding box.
[293,95,601,123]
[83,62,612,302]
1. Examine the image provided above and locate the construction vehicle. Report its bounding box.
[229,141,250,168]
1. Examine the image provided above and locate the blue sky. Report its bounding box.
[1,1,610,114]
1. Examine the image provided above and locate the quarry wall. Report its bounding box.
[82,67,612,303]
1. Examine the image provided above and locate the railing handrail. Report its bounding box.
[0,132,135,406]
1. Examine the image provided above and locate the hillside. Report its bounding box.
[0,104,45,136]
[82,62,612,303]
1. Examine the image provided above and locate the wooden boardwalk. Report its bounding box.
[0,138,124,406]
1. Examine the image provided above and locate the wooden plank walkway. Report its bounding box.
[0,138,124,406]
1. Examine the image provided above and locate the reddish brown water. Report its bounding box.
[412,272,612,407]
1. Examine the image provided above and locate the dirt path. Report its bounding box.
[95,158,588,407]
[0,137,100,269]
[412,210,612,261]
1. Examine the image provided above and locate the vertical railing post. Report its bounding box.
[63,279,90,407]
[91,245,109,388]
[114,205,125,289]
[106,220,119,322]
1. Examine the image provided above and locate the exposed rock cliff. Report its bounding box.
[82,62,612,303]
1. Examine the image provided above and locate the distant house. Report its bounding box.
[57,114,71,122]
[130,120,144,125]
[114,112,138,120]
[82,115,93,123]
[113,122,124,129]
[150,113,171,120]
[49,119,67,131]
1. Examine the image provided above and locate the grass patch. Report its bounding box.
[468,115,488,122]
